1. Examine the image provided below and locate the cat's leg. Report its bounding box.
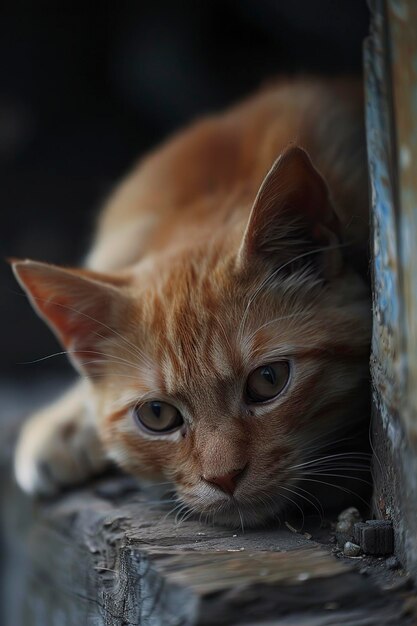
[14,380,109,496]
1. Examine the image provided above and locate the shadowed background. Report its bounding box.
[1,1,369,382]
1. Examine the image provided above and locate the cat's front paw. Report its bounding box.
[14,402,109,496]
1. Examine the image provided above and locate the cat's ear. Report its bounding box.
[11,259,132,375]
[238,146,342,276]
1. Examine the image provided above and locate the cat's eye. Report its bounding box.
[246,361,290,403]
[134,401,184,433]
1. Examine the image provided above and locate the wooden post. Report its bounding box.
[365,0,417,581]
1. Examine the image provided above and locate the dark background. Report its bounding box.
[1,1,369,381]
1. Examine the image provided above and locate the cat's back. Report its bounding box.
[87,77,367,272]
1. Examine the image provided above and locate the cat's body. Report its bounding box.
[13,77,371,526]
[88,78,368,272]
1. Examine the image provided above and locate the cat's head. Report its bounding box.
[13,147,370,526]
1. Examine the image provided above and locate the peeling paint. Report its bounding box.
[388,0,417,440]
[366,0,417,582]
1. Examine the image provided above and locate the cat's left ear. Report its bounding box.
[10,259,132,376]
[238,146,342,277]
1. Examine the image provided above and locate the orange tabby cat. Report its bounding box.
[12,77,370,526]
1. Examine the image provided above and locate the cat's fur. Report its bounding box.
[12,78,371,527]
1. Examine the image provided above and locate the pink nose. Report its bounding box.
[202,467,246,495]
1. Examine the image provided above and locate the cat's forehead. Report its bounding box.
[133,258,229,391]
[160,320,237,396]
[137,248,318,397]
[149,296,287,401]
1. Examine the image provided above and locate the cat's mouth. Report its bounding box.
[175,487,286,528]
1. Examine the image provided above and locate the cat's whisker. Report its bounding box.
[18,349,146,375]
[299,477,370,507]
[288,422,366,458]
[18,351,73,365]
[288,451,371,471]
[301,433,366,453]
[250,490,282,525]
[84,373,148,383]
[299,452,371,469]
[237,241,350,340]
[292,464,370,477]
[242,284,324,351]
[76,360,142,373]
[294,456,372,468]
[142,498,177,508]
[88,330,151,368]
[305,471,372,486]
[28,292,154,368]
[206,511,218,527]
[82,355,148,373]
[236,503,245,534]
[275,488,305,530]
[296,420,361,446]
[172,504,189,525]
[283,483,325,522]
[198,507,208,527]
[212,314,235,362]
[237,272,280,342]
[280,484,323,525]
[304,447,371,464]
[175,506,195,527]
[145,480,175,488]
[77,350,148,371]
[240,311,309,355]
[174,504,188,526]
[238,496,258,526]
[161,497,184,522]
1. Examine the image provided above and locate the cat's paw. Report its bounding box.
[14,401,109,496]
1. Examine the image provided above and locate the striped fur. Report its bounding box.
[12,78,371,525]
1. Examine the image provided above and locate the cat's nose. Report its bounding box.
[202,466,246,495]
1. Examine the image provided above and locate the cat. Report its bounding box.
[11,77,371,527]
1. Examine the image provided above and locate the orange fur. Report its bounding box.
[12,77,371,526]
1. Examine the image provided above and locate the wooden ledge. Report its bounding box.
[1,465,415,626]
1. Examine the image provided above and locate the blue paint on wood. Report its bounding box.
[366,0,417,582]
[364,26,401,412]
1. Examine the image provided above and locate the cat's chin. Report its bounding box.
[179,496,284,529]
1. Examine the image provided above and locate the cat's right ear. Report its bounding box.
[10,259,132,376]
[237,146,343,277]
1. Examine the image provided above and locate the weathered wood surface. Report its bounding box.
[1,472,416,626]
[365,0,417,581]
